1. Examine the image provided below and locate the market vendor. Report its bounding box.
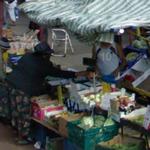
[4,42,94,144]
[0,37,11,123]
[95,32,126,83]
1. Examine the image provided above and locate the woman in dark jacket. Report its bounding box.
[0,37,11,122]
[5,42,93,144]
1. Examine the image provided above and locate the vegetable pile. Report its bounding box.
[110,143,144,150]
[128,115,144,125]
[78,116,116,130]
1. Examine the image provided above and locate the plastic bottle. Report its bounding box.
[111,84,116,92]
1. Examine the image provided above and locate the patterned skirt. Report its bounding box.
[0,83,31,138]
[0,83,10,119]
[10,89,31,138]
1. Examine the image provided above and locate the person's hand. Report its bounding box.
[120,58,127,69]
[113,59,127,77]
[113,67,120,77]
[86,71,96,79]
[75,71,96,79]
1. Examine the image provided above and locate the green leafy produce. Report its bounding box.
[104,118,115,127]
[126,52,139,61]
[132,39,148,49]
[78,115,106,129]
[79,116,94,129]
[96,142,145,150]
[129,115,144,125]
[94,116,106,127]
[110,143,144,150]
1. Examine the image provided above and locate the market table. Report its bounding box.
[31,117,62,136]
[31,112,85,138]
[120,118,150,149]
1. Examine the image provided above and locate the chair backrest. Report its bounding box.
[51,28,74,56]
[52,29,68,40]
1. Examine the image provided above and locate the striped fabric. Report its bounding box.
[19,0,150,39]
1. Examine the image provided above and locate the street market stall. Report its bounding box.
[19,0,150,91]
[0,0,150,149]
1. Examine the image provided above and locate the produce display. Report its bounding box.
[77,115,116,130]
[108,143,144,150]
[78,115,105,129]
[126,52,139,62]
[128,115,144,125]
[7,30,39,56]
[132,39,148,49]
[82,93,102,103]
[103,118,116,127]
[116,96,135,113]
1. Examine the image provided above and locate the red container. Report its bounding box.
[32,101,64,120]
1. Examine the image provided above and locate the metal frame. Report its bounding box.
[51,28,74,57]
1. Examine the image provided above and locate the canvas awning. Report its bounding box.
[19,0,150,42]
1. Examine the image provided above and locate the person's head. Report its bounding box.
[0,37,10,52]
[99,32,114,48]
[100,42,112,48]
[33,42,54,59]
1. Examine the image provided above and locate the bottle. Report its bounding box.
[121,88,126,96]
[111,84,116,92]
[102,82,111,93]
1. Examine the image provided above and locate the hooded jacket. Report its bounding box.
[6,53,76,96]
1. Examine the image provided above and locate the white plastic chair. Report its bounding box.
[51,29,74,57]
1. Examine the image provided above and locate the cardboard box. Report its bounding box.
[32,100,64,120]
[58,113,85,137]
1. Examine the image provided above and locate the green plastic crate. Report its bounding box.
[67,119,100,150]
[67,118,119,150]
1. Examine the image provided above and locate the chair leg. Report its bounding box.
[51,32,54,50]
[51,29,74,57]
[64,36,68,55]
[68,35,74,53]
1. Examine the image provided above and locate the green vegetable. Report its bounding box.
[94,115,106,127]
[132,39,148,49]
[78,115,106,129]
[129,115,144,125]
[110,143,144,150]
[104,118,115,127]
